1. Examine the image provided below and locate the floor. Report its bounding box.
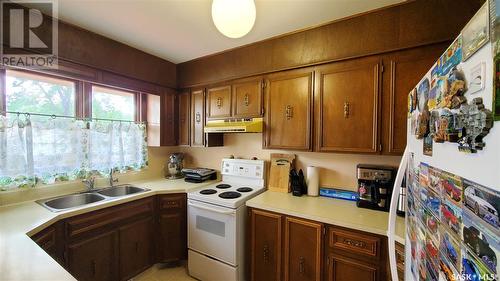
[132,264,196,281]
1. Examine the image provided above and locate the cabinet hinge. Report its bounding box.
[322,227,326,236]
[380,64,384,73]
[261,80,267,90]
[379,144,382,151]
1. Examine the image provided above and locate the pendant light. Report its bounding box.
[211,0,256,38]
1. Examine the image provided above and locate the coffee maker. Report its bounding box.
[165,153,184,179]
[356,164,396,212]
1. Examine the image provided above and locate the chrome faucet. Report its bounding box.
[82,175,96,191]
[109,169,118,187]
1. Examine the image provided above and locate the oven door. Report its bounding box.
[188,199,237,265]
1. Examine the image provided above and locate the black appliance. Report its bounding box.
[182,168,217,183]
[356,164,396,212]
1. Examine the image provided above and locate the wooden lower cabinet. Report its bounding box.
[249,208,389,281]
[157,193,187,262]
[284,217,323,281]
[250,209,283,281]
[67,231,118,281]
[326,254,379,281]
[119,217,153,281]
[31,194,187,280]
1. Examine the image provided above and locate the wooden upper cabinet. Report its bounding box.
[250,209,283,281]
[191,89,205,147]
[178,91,191,146]
[207,85,231,119]
[381,44,445,155]
[232,78,263,118]
[264,69,313,150]
[161,91,176,146]
[315,57,381,153]
[284,217,322,281]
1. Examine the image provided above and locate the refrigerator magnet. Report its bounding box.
[462,3,489,61]
[423,135,433,156]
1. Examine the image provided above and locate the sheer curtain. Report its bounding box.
[0,115,34,190]
[0,115,147,191]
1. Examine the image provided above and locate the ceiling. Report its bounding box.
[52,0,405,64]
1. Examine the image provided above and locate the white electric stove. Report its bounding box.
[187,158,266,281]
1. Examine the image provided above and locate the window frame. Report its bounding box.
[2,68,81,118]
[90,83,140,122]
[0,68,145,123]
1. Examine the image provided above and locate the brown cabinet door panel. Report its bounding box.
[67,231,118,281]
[161,91,176,146]
[316,58,380,153]
[119,217,153,281]
[158,212,186,262]
[284,217,322,281]
[382,45,444,154]
[327,254,378,281]
[178,91,191,146]
[265,70,313,150]
[191,89,205,147]
[207,85,231,118]
[250,209,283,281]
[233,79,263,118]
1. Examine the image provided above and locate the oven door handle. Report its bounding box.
[188,201,236,214]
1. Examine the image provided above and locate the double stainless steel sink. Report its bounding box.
[37,184,150,212]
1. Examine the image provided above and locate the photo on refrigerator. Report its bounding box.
[463,179,500,232]
[462,211,499,275]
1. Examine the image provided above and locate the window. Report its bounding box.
[92,86,136,121]
[5,70,76,116]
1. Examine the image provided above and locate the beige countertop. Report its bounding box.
[246,191,406,245]
[0,178,215,281]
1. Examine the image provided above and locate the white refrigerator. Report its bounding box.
[388,2,500,281]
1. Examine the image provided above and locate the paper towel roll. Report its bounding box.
[307,166,319,196]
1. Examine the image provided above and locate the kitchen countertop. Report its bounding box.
[246,191,406,245]
[0,178,215,281]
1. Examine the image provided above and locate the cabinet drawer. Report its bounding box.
[159,193,186,211]
[328,227,381,259]
[66,197,154,239]
[32,226,56,251]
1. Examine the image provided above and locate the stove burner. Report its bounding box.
[219,191,241,199]
[236,187,253,192]
[200,189,217,195]
[216,184,232,189]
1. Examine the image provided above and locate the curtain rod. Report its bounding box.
[0,110,143,124]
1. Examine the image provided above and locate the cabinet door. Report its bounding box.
[315,57,380,153]
[67,231,118,281]
[250,209,283,281]
[161,91,177,146]
[119,217,153,281]
[146,94,161,146]
[326,254,378,281]
[157,194,187,262]
[178,91,191,146]
[232,79,263,118]
[264,69,313,150]
[381,45,445,154]
[191,89,205,147]
[284,217,322,281]
[207,85,231,119]
[158,212,186,262]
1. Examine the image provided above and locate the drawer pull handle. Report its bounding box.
[344,102,350,118]
[91,260,96,276]
[299,257,305,274]
[263,244,269,263]
[244,94,249,106]
[343,238,365,248]
[285,105,293,120]
[195,112,201,123]
[216,97,222,108]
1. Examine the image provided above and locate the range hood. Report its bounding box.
[204,118,263,133]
